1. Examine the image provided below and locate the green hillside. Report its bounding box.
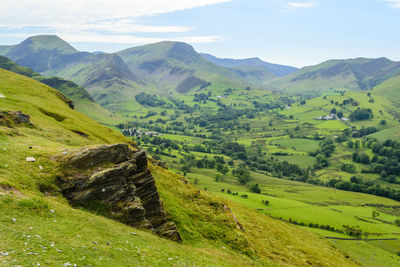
[268,58,400,96]
[0,55,116,125]
[373,74,400,108]
[0,69,360,266]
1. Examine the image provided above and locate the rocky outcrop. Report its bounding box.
[0,110,33,127]
[58,144,181,241]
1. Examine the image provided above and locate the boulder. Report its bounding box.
[0,110,33,127]
[58,144,181,241]
[26,157,36,162]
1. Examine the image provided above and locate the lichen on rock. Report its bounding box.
[0,110,33,127]
[58,143,181,241]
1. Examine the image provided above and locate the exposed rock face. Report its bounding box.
[0,110,33,127]
[58,144,181,241]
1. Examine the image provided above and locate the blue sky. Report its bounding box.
[1,0,400,67]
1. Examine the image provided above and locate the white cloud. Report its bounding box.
[0,20,192,34]
[0,33,224,45]
[275,0,319,12]
[0,0,231,25]
[385,0,400,8]
[0,0,231,45]
[287,2,318,8]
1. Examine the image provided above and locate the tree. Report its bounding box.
[341,163,356,173]
[347,140,354,148]
[233,167,251,184]
[355,140,360,150]
[249,183,261,193]
[349,108,373,121]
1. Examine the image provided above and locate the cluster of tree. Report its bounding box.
[326,176,400,201]
[232,166,251,184]
[352,127,378,137]
[142,110,157,119]
[193,92,211,102]
[135,92,166,107]
[349,108,373,121]
[342,98,354,105]
[169,98,193,113]
[141,136,180,150]
[330,108,344,119]
[279,217,345,236]
[188,108,252,131]
[352,152,371,164]
[310,138,336,169]
[341,163,356,173]
[354,138,400,181]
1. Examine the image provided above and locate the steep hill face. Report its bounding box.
[1,36,143,106]
[373,74,400,112]
[267,57,400,96]
[0,69,357,266]
[201,53,298,77]
[0,55,115,124]
[46,52,144,105]
[117,41,252,93]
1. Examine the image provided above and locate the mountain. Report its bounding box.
[201,53,298,77]
[44,52,143,105]
[3,35,78,72]
[0,35,143,106]
[267,57,400,96]
[0,55,116,124]
[116,41,253,93]
[0,69,356,266]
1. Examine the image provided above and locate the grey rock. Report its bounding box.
[0,110,33,127]
[59,144,181,241]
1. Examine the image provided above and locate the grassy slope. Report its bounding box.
[0,55,117,125]
[0,69,358,266]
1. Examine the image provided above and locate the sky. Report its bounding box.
[1,0,400,67]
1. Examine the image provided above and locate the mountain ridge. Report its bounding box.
[200,53,298,77]
[267,57,400,95]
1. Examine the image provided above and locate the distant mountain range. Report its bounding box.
[1,35,400,104]
[200,53,298,76]
[267,57,400,96]
[0,36,143,106]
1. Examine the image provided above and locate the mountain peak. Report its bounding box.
[165,42,200,64]
[19,35,78,54]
